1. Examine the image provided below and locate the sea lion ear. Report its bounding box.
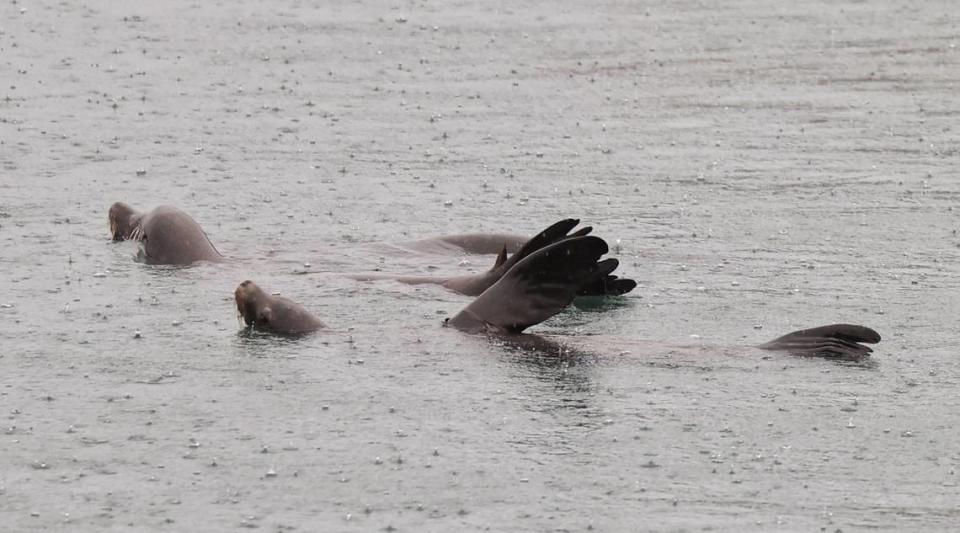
[493,245,508,269]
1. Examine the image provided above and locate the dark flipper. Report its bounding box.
[577,272,637,296]
[757,324,881,360]
[448,236,616,334]
[444,219,591,297]
[493,218,590,276]
[481,218,636,297]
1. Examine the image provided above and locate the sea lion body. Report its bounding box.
[234,280,325,336]
[109,203,223,265]
[352,219,636,297]
[403,233,527,256]
[236,235,881,360]
[437,235,881,360]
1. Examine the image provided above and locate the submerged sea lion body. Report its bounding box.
[352,219,637,297]
[239,234,622,337]
[234,280,325,336]
[239,233,882,361]
[109,203,223,265]
[402,233,527,256]
[496,323,882,366]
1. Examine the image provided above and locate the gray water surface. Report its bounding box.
[2,0,960,531]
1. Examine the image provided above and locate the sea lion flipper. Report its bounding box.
[575,255,638,296]
[579,273,638,296]
[493,245,508,268]
[490,218,582,273]
[757,324,881,360]
[449,235,614,334]
[497,220,635,297]
[570,226,593,238]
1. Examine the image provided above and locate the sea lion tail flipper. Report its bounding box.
[449,235,614,334]
[757,324,881,360]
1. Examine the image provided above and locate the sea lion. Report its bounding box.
[402,233,528,256]
[244,234,881,361]
[234,280,325,336]
[352,219,637,297]
[442,235,881,360]
[237,234,621,337]
[108,202,223,265]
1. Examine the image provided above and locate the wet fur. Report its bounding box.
[109,203,223,265]
[234,280,325,336]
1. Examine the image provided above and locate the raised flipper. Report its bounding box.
[490,218,634,297]
[577,273,637,296]
[442,218,592,296]
[473,218,593,289]
[355,219,635,298]
[448,218,639,297]
[447,235,617,334]
[757,324,881,360]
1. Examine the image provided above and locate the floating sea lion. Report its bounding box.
[351,219,637,297]
[241,234,881,360]
[108,202,223,265]
[234,280,325,336]
[237,235,617,336]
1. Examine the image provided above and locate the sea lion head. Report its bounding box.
[235,280,272,329]
[108,202,142,241]
[234,280,324,335]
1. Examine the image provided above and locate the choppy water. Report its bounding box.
[2,0,960,530]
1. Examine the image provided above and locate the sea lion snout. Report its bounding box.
[234,280,261,326]
[108,202,139,241]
